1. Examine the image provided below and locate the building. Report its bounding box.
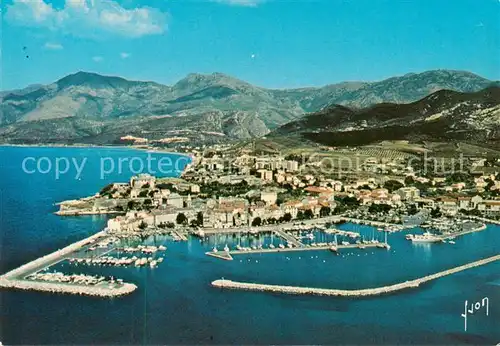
[166,193,184,208]
[260,191,278,205]
[395,187,420,201]
[130,174,156,189]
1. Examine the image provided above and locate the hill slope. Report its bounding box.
[272,87,500,149]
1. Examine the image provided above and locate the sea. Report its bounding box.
[0,146,499,345]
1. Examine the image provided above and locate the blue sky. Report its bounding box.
[1,0,499,90]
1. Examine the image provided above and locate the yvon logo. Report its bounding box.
[461,297,489,332]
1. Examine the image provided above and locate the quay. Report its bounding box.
[0,231,137,298]
[206,242,388,261]
[211,254,500,297]
[55,210,124,216]
[437,223,487,241]
[274,229,304,247]
[171,229,188,241]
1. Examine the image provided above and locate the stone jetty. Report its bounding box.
[212,254,500,297]
[0,277,137,298]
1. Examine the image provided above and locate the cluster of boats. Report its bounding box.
[212,243,296,253]
[68,255,164,268]
[27,271,119,286]
[120,245,167,254]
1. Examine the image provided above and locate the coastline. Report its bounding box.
[0,143,192,159]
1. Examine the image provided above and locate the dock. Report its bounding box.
[206,242,388,261]
[171,229,188,241]
[437,223,487,241]
[211,254,500,297]
[274,229,304,247]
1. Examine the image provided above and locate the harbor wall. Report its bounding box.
[212,254,500,297]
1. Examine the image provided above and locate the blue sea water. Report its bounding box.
[0,146,499,345]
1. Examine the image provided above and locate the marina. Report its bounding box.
[0,230,138,297]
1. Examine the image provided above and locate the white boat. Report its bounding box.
[341,241,349,246]
[411,233,442,243]
[224,244,230,252]
[278,244,285,249]
[449,240,456,244]
[212,247,218,253]
[269,244,275,249]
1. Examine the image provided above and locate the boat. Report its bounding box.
[449,240,456,244]
[411,233,442,243]
[212,246,218,253]
[329,245,338,253]
[224,244,230,252]
[278,244,285,249]
[358,244,366,249]
[341,241,349,246]
[269,244,275,249]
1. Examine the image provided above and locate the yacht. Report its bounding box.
[411,233,442,243]
[212,246,218,253]
[224,244,230,252]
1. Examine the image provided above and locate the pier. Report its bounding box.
[0,231,137,298]
[274,229,304,247]
[437,223,487,241]
[211,254,500,297]
[206,242,388,261]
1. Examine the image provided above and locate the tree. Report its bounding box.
[196,212,204,226]
[127,200,138,210]
[251,217,262,227]
[430,207,442,218]
[138,221,148,230]
[407,204,418,215]
[384,180,404,192]
[283,213,292,222]
[176,213,188,225]
[138,190,148,198]
[404,176,415,186]
[319,206,331,217]
[304,209,314,219]
[296,211,305,220]
[99,183,114,196]
[144,199,152,206]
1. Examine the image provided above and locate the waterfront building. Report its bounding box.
[130,174,156,189]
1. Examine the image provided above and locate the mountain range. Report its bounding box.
[0,69,496,145]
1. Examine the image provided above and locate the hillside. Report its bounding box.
[0,70,495,144]
[271,87,500,149]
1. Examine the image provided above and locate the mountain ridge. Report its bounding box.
[0,69,496,144]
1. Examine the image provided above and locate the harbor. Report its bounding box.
[211,254,500,297]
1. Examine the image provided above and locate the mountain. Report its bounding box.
[0,70,495,144]
[272,87,500,149]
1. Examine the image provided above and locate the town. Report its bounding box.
[56,144,500,240]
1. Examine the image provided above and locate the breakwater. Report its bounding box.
[0,277,136,297]
[212,254,500,297]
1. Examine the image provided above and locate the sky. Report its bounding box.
[1,0,499,90]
